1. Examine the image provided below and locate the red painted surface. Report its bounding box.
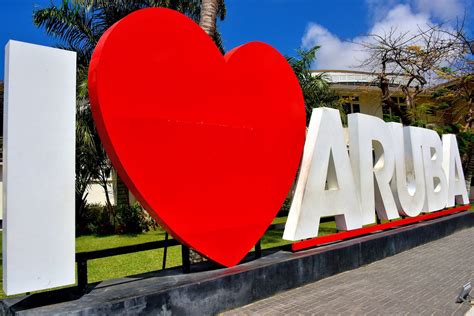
[291,205,471,251]
[88,8,306,267]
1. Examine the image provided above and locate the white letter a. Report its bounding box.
[283,108,363,241]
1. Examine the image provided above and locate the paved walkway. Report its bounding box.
[225,227,474,315]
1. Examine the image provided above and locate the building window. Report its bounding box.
[383,95,408,122]
[391,96,407,112]
[352,104,360,113]
[342,96,361,114]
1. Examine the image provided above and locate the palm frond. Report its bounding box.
[213,28,225,54]
[33,1,102,56]
[287,45,339,124]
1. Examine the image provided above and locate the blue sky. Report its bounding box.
[0,0,472,79]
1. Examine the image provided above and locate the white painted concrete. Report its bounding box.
[283,108,363,241]
[3,41,76,295]
[442,134,469,207]
[348,113,399,225]
[388,123,426,217]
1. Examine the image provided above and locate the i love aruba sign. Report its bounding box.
[2,7,469,295]
[89,8,469,267]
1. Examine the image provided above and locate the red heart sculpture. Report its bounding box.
[88,8,305,267]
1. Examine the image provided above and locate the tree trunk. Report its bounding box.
[463,103,473,132]
[199,0,218,37]
[398,86,414,126]
[103,179,113,212]
[380,77,411,125]
[462,143,474,196]
[99,170,115,226]
[115,170,130,207]
[463,154,474,196]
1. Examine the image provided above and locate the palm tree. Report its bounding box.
[286,46,341,125]
[199,0,220,36]
[198,0,226,50]
[34,0,226,96]
[33,0,227,227]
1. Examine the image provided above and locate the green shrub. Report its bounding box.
[115,203,157,234]
[76,203,114,235]
[77,203,157,236]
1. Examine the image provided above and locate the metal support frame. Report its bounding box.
[181,245,191,273]
[77,259,88,293]
[162,232,169,270]
[255,240,262,259]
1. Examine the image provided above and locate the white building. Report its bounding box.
[311,69,410,118]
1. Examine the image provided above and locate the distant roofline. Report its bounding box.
[311,69,373,75]
[311,69,409,77]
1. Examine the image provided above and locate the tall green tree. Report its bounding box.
[286,46,340,125]
[33,0,226,222]
[34,0,226,97]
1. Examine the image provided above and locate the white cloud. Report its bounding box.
[370,5,432,38]
[413,0,466,21]
[302,0,467,70]
[301,24,367,70]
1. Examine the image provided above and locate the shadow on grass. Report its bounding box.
[85,230,167,239]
